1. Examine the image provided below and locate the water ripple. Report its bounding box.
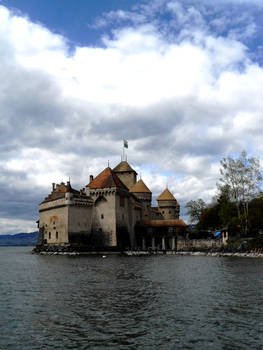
[1,248,263,349]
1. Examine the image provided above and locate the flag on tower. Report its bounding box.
[123,139,128,149]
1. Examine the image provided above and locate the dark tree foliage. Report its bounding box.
[248,197,263,235]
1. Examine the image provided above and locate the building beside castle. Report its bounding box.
[37,160,187,252]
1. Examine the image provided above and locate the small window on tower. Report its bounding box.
[49,232,51,239]
[101,214,104,219]
[56,232,58,239]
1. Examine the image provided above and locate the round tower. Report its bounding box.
[157,188,180,220]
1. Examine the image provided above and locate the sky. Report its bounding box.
[1,0,263,234]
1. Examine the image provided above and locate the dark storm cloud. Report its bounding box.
[0,167,42,221]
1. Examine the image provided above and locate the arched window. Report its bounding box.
[56,232,58,240]
[94,196,107,207]
[49,232,51,239]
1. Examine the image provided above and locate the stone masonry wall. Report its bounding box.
[177,238,223,251]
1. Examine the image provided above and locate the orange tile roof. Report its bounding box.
[88,167,128,190]
[136,219,187,227]
[42,182,79,203]
[157,188,176,201]
[113,161,137,174]
[129,179,151,193]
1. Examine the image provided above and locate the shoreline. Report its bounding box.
[175,251,263,258]
[32,249,263,258]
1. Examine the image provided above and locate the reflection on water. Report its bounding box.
[1,247,263,349]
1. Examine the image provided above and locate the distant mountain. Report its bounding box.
[0,231,38,246]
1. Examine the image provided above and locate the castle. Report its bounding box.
[37,160,187,251]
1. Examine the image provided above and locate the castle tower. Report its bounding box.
[157,188,180,220]
[86,167,133,248]
[113,161,137,190]
[129,179,152,219]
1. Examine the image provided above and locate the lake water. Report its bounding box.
[1,247,263,349]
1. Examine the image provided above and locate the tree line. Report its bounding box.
[186,151,263,237]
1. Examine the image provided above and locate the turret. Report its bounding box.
[113,161,137,190]
[157,188,180,220]
[130,179,152,219]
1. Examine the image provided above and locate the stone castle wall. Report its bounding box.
[177,238,223,251]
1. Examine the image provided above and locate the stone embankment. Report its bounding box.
[175,251,263,258]
[32,244,74,254]
[32,244,263,258]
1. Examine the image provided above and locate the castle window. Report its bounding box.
[56,232,58,240]
[162,211,164,214]
[99,228,102,232]
[169,211,171,214]
[101,214,104,219]
[49,232,51,239]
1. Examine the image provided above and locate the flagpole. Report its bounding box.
[122,139,124,161]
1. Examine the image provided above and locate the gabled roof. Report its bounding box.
[129,179,151,193]
[113,161,137,174]
[157,188,176,201]
[88,167,128,190]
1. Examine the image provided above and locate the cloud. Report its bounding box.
[0,2,263,233]
[0,218,36,235]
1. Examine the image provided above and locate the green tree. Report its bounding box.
[216,184,238,230]
[218,150,262,235]
[198,205,220,231]
[248,197,263,235]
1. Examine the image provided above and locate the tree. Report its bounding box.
[216,184,238,230]
[218,150,262,235]
[185,199,206,223]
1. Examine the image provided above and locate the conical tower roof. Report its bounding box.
[88,167,128,190]
[129,179,151,193]
[157,188,176,201]
[113,161,137,174]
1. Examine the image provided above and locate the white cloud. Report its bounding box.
[0,3,263,232]
[0,218,36,235]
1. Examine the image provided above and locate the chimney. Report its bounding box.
[90,175,94,183]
